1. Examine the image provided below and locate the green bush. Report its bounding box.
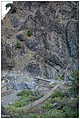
[8,90,42,110]
[51,90,65,98]
[17,90,33,97]
[5,3,16,13]
[8,96,30,108]
[63,105,78,118]
[57,75,64,80]
[5,3,13,10]
[13,100,27,107]
[42,103,53,110]
[16,40,21,49]
[42,109,65,118]
[27,30,33,37]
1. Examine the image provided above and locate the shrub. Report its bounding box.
[57,74,64,80]
[5,3,13,10]
[43,109,65,118]
[8,90,42,110]
[63,105,79,118]
[8,96,30,108]
[26,30,33,37]
[5,3,16,13]
[51,90,65,98]
[42,103,53,110]
[17,90,33,97]
[16,40,21,49]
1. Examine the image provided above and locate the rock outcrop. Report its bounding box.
[2,1,79,79]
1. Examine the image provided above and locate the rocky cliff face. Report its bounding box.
[1,1,79,80]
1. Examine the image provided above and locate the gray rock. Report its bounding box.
[25,38,43,52]
[24,62,41,76]
[1,1,79,82]
[16,34,26,41]
[11,15,25,28]
[66,21,79,58]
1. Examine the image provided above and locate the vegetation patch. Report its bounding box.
[56,74,64,80]
[51,90,65,98]
[17,90,33,97]
[6,3,13,10]
[26,30,33,37]
[5,3,16,13]
[6,70,79,118]
[41,70,79,118]
[16,40,21,49]
[7,90,42,109]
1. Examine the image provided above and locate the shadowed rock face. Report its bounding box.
[66,21,79,58]
[1,1,79,79]
[24,63,41,76]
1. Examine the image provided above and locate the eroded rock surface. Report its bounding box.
[1,1,79,107]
